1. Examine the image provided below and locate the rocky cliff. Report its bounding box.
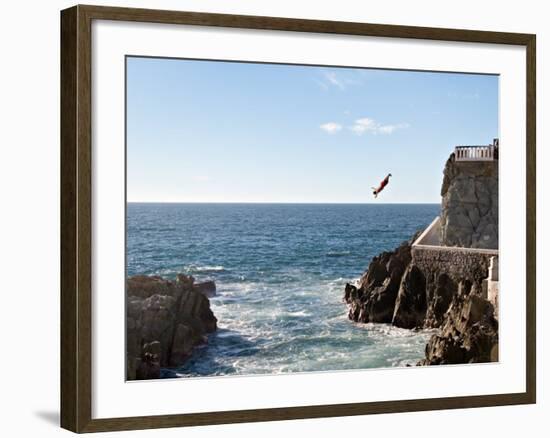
[420,291,499,365]
[126,274,217,380]
[440,154,498,249]
[344,237,499,364]
[344,150,499,365]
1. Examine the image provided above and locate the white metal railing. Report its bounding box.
[455,144,496,161]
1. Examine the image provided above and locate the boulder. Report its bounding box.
[126,274,217,380]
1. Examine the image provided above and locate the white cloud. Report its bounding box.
[315,70,361,91]
[350,117,409,135]
[350,117,377,134]
[324,71,346,90]
[320,122,342,134]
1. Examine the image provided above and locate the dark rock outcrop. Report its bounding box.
[193,280,217,298]
[440,154,498,249]
[392,265,427,329]
[126,274,217,380]
[345,239,468,332]
[419,289,498,365]
[344,239,413,324]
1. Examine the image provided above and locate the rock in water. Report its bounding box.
[126,274,217,380]
[344,239,413,324]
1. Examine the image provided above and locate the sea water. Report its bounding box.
[127,203,439,377]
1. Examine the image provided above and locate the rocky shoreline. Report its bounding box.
[343,236,498,365]
[126,274,217,380]
[344,149,499,365]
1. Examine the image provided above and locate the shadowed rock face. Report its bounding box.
[419,290,498,365]
[344,239,413,324]
[440,154,498,249]
[344,235,462,331]
[126,274,217,380]
[392,265,427,329]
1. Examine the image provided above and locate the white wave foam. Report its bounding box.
[152,268,177,276]
[185,265,226,273]
[326,251,351,257]
[286,310,311,317]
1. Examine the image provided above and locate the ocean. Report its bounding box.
[127,203,440,377]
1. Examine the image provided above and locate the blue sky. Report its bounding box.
[127,57,498,203]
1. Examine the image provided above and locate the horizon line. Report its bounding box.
[126,201,441,205]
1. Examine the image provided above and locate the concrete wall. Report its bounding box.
[413,216,441,246]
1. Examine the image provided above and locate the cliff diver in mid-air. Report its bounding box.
[372,173,392,199]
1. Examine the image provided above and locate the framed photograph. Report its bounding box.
[60,4,536,433]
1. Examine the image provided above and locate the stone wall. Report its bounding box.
[411,246,497,284]
[440,155,498,249]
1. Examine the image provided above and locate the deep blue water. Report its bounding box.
[127,203,439,377]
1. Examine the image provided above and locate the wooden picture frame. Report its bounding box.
[60,4,536,433]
